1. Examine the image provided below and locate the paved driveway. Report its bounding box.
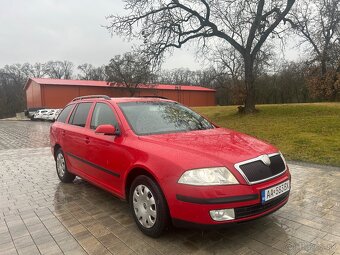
[0,120,339,255]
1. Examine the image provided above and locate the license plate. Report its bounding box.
[261,180,290,204]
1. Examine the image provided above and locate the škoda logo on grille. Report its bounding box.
[259,155,271,166]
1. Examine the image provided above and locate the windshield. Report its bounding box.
[119,101,214,135]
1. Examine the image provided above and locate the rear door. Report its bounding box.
[62,102,93,175]
[51,104,75,153]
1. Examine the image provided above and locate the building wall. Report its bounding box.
[42,85,79,108]
[26,81,42,109]
[79,87,113,97]
[136,89,215,107]
[27,84,216,109]
[41,85,115,108]
[109,87,131,98]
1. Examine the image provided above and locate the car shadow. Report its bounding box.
[53,179,293,254]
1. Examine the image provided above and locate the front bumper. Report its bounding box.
[173,194,288,229]
[168,169,290,227]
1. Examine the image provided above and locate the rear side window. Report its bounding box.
[56,105,74,123]
[90,103,118,129]
[69,103,92,127]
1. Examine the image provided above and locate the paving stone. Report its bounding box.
[0,241,17,255]
[12,235,35,249]
[0,120,50,150]
[16,244,41,255]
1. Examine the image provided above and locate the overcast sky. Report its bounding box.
[0,0,301,70]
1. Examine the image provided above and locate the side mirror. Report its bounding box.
[95,124,120,136]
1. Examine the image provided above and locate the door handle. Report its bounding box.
[62,130,66,136]
[85,137,90,144]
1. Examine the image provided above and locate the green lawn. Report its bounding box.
[194,103,340,166]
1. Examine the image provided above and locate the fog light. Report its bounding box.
[210,209,235,221]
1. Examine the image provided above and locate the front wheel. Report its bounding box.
[55,149,75,183]
[129,175,169,237]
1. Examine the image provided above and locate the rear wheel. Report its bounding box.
[55,149,75,183]
[129,175,169,237]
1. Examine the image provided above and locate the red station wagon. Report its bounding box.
[50,95,291,237]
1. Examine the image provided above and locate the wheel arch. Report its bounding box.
[124,166,162,201]
[53,144,61,160]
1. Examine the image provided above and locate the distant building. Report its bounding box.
[24,78,216,109]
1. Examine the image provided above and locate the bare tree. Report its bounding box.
[105,52,154,96]
[255,61,309,104]
[0,60,75,118]
[0,64,28,118]
[77,64,106,80]
[206,48,245,105]
[156,67,218,89]
[288,0,340,100]
[107,0,295,113]
[0,64,27,83]
[158,68,202,85]
[289,0,340,75]
[210,48,244,84]
[20,63,49,78]
[45,60,74,79]
[31,63,50,78]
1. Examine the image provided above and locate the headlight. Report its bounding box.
[178,167,239,186]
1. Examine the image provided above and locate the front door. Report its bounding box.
[86,102,128,196]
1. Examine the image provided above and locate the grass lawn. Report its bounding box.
[194,103,340,166]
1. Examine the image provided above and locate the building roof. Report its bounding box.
[28,78,110,87]
[24,78,215,92]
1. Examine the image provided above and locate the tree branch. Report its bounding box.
[246,0,265,51]
[252,0,296,57]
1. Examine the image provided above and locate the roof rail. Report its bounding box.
[139,96,168,99]
[72,95,111,102]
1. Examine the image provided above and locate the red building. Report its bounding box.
[24,78,216,109]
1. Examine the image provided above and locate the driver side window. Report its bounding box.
[90,103,118,130]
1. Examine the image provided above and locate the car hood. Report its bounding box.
[138,128,278,167]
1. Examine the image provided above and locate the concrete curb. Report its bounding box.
[287,160,340,171]
[0,118,31,121]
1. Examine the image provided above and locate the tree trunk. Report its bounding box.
[321,54,327,77]
[243,55,257,113]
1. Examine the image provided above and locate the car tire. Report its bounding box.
[129,175,169,237]
[55,148,76,183]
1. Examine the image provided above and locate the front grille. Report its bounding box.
[237,154,286,183]
[234,192,289,219]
